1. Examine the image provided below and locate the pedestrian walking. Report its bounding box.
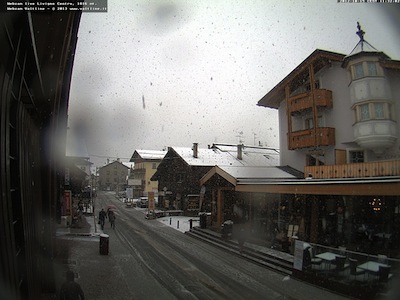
[236,224,246,254]
[98,208,106,230]
[60,270,84,300]
[109,210,116,229]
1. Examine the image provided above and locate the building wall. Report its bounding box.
[98,161,128,191]
[279,59,400,172]
[0,11,81,299]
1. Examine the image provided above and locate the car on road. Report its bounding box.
[125,199,134,208]
[136,197,148,208]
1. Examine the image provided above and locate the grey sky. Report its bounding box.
[67,0,400,167]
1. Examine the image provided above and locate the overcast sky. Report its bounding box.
[67,0,400,167]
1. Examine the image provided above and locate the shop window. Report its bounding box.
[349,150,364,163]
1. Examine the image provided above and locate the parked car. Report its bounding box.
[125,199,134,208]
[137,197,148,208]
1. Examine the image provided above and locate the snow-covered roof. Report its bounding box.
[130,150,167,161]
[171,145,279,168]
[123,162,134,169]
[219,165,298,179]
[212,144,279,166]
[172,147,243,167]
[200,165,301,186]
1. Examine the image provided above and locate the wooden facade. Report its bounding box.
[288,89,332,114]
[152,148,211,211]
[305,160,400,179]
[289,127,335,150]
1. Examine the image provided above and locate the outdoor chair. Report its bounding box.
[377,254,388,264]
[349,258,366,282]
[303,246,323,271]
[378,265,392,283]
[333,256,349,278]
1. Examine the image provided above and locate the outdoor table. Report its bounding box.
[374,233,392,239]
[357,261,389,274]
[315,252,346,271]
[315,252,345,262]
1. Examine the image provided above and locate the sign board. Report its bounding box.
[148,191,155,211]
[63,190,72,216]
[65,167,70,185]
[187,195,200,211]
[293,239,304,271]
[199,186,206,211]
[128,179,142,186]
[126,187,133,199]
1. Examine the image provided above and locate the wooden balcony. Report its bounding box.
[304,160,400,179]
[288,89,332,114]
[288,127,335,150]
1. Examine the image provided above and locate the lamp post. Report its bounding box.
[91,173,97,233]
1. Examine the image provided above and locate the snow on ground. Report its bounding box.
[119,196,200,233]
[157,216,200,233]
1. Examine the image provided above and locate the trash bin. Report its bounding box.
[99,234,109,255]
[200,213,207,229]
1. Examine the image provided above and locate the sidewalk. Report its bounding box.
[49,214,136,300]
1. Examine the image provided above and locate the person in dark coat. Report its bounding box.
[109,210,116,229]
[60,270,84,300]
[99,209,106,230]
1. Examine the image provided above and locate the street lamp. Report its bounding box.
[91,173,97,233]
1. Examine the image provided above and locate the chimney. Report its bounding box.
[237,144,243,160]
[192,143,198,158]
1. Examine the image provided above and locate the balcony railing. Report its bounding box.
[288,127,335,150]
[288,89,332,114]
[304,160,400,179]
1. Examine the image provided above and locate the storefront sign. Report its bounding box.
[293,239,304,271]
[63,190,72,216]
[148,191,155,211]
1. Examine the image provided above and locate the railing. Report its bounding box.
[294,240,400,298]
[288,89,332,114]
[288,127,335,149]
[305,160,400,179]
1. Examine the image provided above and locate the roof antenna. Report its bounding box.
[356,22,365,51]
[348,22,378,55]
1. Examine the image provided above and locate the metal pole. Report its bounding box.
[92,174,97,233]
